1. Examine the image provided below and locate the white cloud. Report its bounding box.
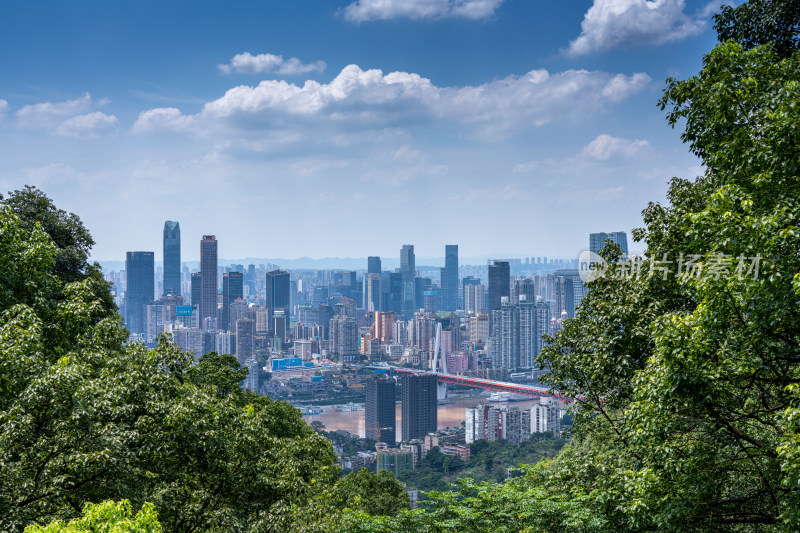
[514,134,649,173]
[54,112,119,138]
[0,99,8,121]
[583,134,649,160]
[134,64,650,141]
[132,107,195,133]
[14,93,118,138]
[601,73,652,101]
[16,93,95,128]
[218,52,326,75]
[567,0,720,56]
[343,0,504,22]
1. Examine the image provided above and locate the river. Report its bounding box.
[302,392,545,441]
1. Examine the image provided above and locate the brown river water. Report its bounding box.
[302,393,545,441]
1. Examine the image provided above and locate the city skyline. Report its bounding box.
[0,1,713,261]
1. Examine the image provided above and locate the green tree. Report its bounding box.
[24,500,161,533]
[331,468,410,516]
[534,0,800,529]
[0,203,338,532]
[1,186,116,320]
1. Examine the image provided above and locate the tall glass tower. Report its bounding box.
[200,235,218,330]
[444,244,458,311]
[163,221,181,297]
[125,251,154,335]
[400,244,415,318]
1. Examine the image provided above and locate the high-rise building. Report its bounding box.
[266,269,291,334]
[488,298,550,370]
[443,245,458,311]
[191,272,201,307]
[465,404,533,444]
[125,251,154,335]
[464,282,486,314]
[200,235,218,330]
[366,375,396,445]
[401,373,437,441]
[329,315,359,362]
[488,261,510,312]
[221,271,244,331]
[372,311,395,344]
[400,245,416,318]
[590,231,629,256]
[552,270,585,319]
[163,221,181,297]
[368,256,382,275]
[531,397,561,435]
[366,273,381,312]
[235,318,255,365]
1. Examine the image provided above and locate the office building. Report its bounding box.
[266,269,291,335]
[200,235,218,330]
[221,271,244,331]
[367,256,382,275]
[235,318,255,365]
[443,245,458,311]
[400,245,416,318]
[366,375,396,445]
[125,251,154,335]
[366,273,381,312]
[190,272,201,306]
[590,231,629,256]
[163,221,180,297]
[488,261,510,312]
[401,373,437,441]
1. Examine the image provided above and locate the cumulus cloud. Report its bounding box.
[14,93,118,138]
[514,134,649,173]
[343,0,504,21]
[132,107,195,133]
[54,112,119,138]
[567,0,720,56]
[16,93,95,127]
[218,52,326,75]
[583,134,649,160]
[0,99,8,121]
[134,64,650,141]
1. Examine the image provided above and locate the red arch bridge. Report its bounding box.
[388,368,571,402]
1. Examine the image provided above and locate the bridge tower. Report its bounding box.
[432,322,448,400]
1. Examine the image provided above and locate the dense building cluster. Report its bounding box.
[111,222,628,392]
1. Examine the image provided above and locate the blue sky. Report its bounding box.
[0,0,724,262]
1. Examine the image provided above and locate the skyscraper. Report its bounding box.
[589,231,629,256]
[190,272,201,307]
[366,273,381,312]
[400,245,415,318]
[443,245,458,311]
[266,270,291,336]
[488,260,510,312]
[367,256,382,275]
[163,221,180,297]
[125,251,154,335]
[366,375,396,445]
[235,318,255,365]
[221,271,244,331]
[401,373,437,441]
[200,235,218,330]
